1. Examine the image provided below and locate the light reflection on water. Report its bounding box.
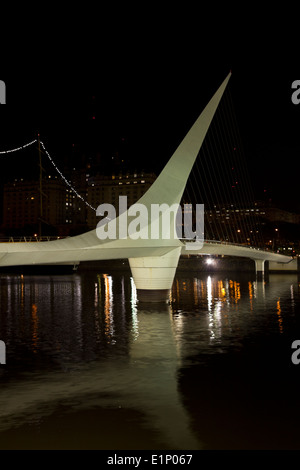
[0,269,300,449]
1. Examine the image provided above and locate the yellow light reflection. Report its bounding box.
[229,279,234,301]
[217,280,226,302]
[229,280,241,304]
[248,281,253,311]
[276,298,283,333]
[200,280,206,299]
[103,274,115,342]
[234,281,241,303]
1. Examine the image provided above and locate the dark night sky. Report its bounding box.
[0,10,299,210]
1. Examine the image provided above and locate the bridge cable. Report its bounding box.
[0,138,97,212]
[196,136,228,241]
[215,95,252,244]
[224,91,265,247]
[219,91,264,247]
[185,84,264,248]
[203,117,240,243]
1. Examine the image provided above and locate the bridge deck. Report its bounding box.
[0,236,292,267]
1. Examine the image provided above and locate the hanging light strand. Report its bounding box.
[0,138,96,212]
[0,139,37,154]
[40,141,96,212]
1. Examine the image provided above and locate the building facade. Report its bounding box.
[1,171,158,236]
[2,177,66,234]
[86,171,157,229]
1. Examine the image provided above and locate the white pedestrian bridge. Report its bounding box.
[0,72,293,301]
[0,235,291,268]
[0,235,293,302]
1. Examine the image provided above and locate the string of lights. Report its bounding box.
[0,138,96,212]
[39,141,96,212]
[0,139,37,154]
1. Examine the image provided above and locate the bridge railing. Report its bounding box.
[204,239,262,250]
[0,236,68,243]
[182,238,297,256]
[181,238,263,251]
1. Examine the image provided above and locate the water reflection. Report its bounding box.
[172,273,300,449]
[31,303,38,353]
[171,273,298,341]
[0,270,299,449]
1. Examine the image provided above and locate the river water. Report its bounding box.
[0,265,300,450]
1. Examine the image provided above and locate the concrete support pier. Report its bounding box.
[129,247,181,302]
[255,259,265,280]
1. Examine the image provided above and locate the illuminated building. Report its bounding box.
[86,171,157,229]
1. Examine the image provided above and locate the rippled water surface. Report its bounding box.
[0,267,300,449]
